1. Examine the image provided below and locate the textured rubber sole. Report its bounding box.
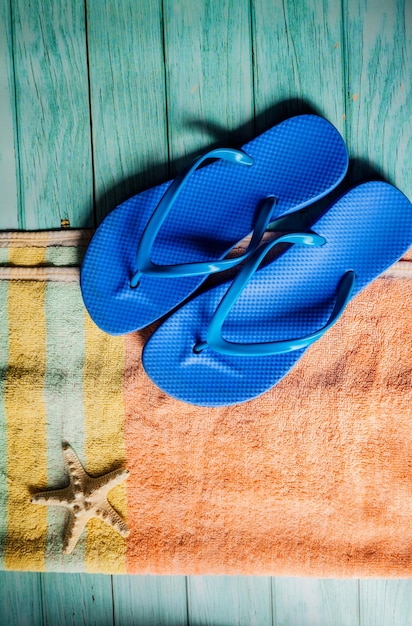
[81,115,348,334]
[142,182,412,407]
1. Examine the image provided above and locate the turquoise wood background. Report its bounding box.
[0,0,411,623]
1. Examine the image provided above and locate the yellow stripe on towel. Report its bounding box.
[8,232,46,266]
[83,313,127,574]
[5,276,48,571]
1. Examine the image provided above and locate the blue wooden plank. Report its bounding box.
[163,0,254,174]
[86,0,168,222]
[0,0,19,229]
[188,576,272,626]
[112,575,187,626]
[12,0,93,229]
[0,571,44,626]
[252,0,346,136]
[273,578,359,626]
[345,0,412,198]
[360,580,412,626]
[42,573,113,626]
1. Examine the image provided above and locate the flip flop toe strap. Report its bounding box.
[130,148,277,287]
[193,234,356,357]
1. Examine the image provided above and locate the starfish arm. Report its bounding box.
[31,486,73,506]
[95,504,129,538]
[63,444,89,485]
[90,468,129,497]
[63,510,89,555]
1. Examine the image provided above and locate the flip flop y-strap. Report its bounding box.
[194,234,356,357]
[130,148,276,287]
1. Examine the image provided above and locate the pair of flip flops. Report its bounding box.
[81,115,412,407]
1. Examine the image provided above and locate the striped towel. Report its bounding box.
[0,230,411,576]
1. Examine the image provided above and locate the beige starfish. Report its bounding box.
[31,443,129,555]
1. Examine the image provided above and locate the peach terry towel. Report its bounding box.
[0,231,411,576]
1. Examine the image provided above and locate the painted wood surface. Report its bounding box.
[0,571,43,626]
[0,0,19,229]
[345,0,412,196]
[163,0,254,174]
[41,573,113,626]
[87,0,169,222]
[273,578,359,626]
[360,580,412,626]
[12,0,93,229]
[112,575,187,626]
[1,0,412,624]
[252,0,346,136]
[188,576,272,626]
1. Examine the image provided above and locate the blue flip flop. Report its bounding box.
[80,115,348,334]
[142,181,412,407]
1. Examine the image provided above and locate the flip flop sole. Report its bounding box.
[143,182,412,407]
[81,115,347,334]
